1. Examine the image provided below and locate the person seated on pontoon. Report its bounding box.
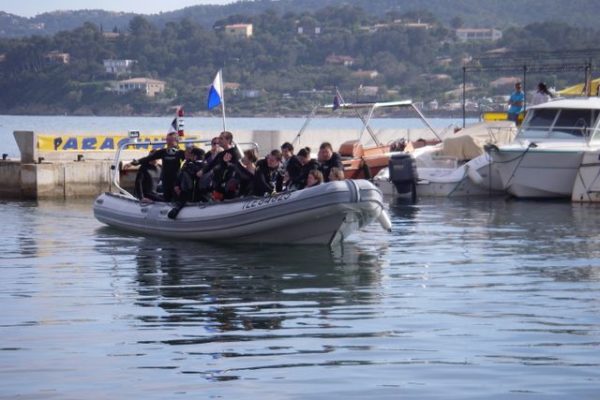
[328,167,345,182]
[305,169,324,188]
[196,137,221,192]
[217,148,258,199]
[168,147,206,219]
[199,131,239,175]
[133,149,163,202]
[253,149,285,196]
[318,142,344,182]
[235,149,258,196]
[204,136,222,165]
[197,131,241,201]
[290,147,320,190]
[130,132,185,202]
[281,142,302,184]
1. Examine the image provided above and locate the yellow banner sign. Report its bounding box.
[37,135,198,151]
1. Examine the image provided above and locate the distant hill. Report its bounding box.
[1,0,598,37]
[1,1,598,116]
[0,10,136,37]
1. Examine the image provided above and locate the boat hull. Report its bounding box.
[572,150,600,202]
[374,154,504,197]
[94,180,385,246]
[491,148,585,198]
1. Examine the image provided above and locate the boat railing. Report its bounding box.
[111,137,259,199]
[292,99,442,148]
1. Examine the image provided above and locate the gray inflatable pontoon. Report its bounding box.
[94,179,391,246]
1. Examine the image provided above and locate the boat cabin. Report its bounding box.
[518,98,600,142]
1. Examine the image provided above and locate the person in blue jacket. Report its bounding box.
[507,82,525,122]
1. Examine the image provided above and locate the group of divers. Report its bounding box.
[128,130,346,219]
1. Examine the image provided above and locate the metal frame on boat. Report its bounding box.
[293,99,443,181]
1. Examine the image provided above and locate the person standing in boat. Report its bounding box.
[531,82,553,105]
[253,150,284,196]
[130,132,185,202]
[318,142,344,182]
[133,150,163,202]
[507,82,525,123]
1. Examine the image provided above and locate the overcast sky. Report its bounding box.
[2,0,235,17]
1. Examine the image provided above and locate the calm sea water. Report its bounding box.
[0,115,469,158]
[1,197,599,399]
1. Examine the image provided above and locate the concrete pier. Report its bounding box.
[0,159,113,199]
[1,127,435,199]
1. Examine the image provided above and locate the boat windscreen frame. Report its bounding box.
[518,107,600,143]
[292,99,441,147]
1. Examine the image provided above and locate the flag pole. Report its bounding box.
[220,69,227,132]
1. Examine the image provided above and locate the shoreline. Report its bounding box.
[0,110,482,119]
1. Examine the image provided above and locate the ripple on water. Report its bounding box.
[0,198,599,398]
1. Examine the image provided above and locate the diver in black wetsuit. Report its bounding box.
[253,149,284,196]
[131,133,185,202]
[317,142,344,182]
[133,153,163,202]
[174,147,206,202]
[281,142,302,186]
[197,131,241,201]
[291,147,319,190]
[167,147,206,219]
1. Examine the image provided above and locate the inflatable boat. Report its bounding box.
[94,179,391,246]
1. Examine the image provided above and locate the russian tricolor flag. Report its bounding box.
[207,70,223,110]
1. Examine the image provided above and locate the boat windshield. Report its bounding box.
[519,108,600,141]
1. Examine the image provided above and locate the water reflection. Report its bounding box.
[94,233,386,342]
[2,198,600,398]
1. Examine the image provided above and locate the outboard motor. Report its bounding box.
[389,153,418,202]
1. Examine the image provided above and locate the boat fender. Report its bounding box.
[466,164,484,185]
[377,210,392,232]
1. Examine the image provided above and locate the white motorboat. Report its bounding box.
[94,135,391,246]
[572,150,600,202]
[374,121,515,197]
[488,97,600,198]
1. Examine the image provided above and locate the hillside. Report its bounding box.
[0,4,599,116]
[0,0,598,38]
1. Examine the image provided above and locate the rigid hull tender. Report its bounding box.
[489,98,600,198]
[95,179,388,246]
